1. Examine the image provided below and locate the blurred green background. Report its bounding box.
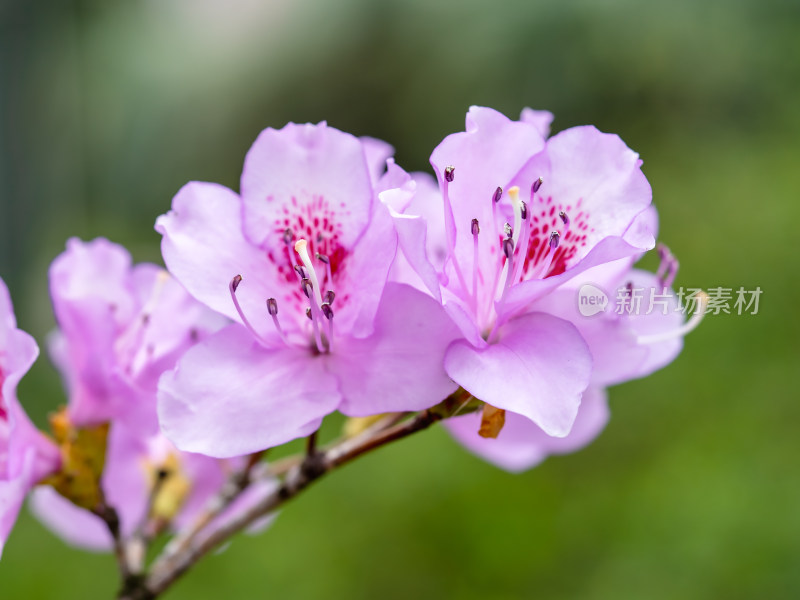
[1,0,798,598]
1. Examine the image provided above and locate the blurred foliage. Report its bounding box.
[1,0,798,598]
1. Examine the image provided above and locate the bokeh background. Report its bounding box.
[1,0,798,598]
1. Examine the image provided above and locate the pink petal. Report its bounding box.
[158,324,340,457]
[445,387,609,472]
[333,283,462,415]
[444,313,592,437]
[240,122,373,252]
[156,181,275,337]
[519,107,554,138]
[29,486,112,552]
[360,136,395,187]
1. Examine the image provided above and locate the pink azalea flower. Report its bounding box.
[398,105,656,438]
[156,122,461,458]
[33,238,272,550]
[393,107,699,470]
[0,277,60,558]
[49,237,226,435]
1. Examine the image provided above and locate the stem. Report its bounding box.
[136,411,442,597]
[119,390,479,600]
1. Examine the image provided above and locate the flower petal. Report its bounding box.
[519,107,554,138]
[360,136,395,187]
[444,313,592,436]
[445,387,609,472]
[333,283,461,415]
[156,181,275,337]
[240,122,373,252]
[158,324,340,457]
[29,486,112,552]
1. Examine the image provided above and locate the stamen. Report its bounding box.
[320,302,334,352]
[440,165,470,300]
[493,186,503,203]
[532,177,543,194]
[503,237,515,259]
[321,303,334,320]
[471,218,480,303]
[663,258,680,289]
[559,211,570,227]
[324,290,335,305]
[520,200,528,221]
[531,231,560,279]
[266,297,288,343]
[316,253,333,287]
[293,264,307,280]
[228,275,269,345]
[637,291,708,344]
[491,186,503,233]
[301,278,313,299]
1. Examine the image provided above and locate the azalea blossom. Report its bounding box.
[393,106,656,440]
[32,238,271,550]
[156,121,461,458]
[48,237,227,435]
[0,277,61,558]
[391,106,704,470]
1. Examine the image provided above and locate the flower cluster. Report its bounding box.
[0,108,704,576]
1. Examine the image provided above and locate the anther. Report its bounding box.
[549,231,560,250]
[324,290,335,305]
[471,218,480,236]
[503,223,513,238]
[229,275,269,346]
[301,278,313,298]
[503,238,515,259]
[444,166,455,182]
[305,307,312,320]
[266,298,278,316]
[316,253,330,264]
[532,177,543,194]
[559,211,570,226]
[493,187,503,203]
[520,201,528,221]
[321,303,334,320]
[294,264,307,279]
[283,228,294,245]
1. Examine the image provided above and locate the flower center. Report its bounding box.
[442,168,594,334]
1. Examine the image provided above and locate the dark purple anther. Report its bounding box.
[493,186,503,203]
[520,201,528,220]
[266,298,278,316]
[230,274,243,293]
[503,237,515,258]
[444,166,455,182]
[471,218,480,236]
[503,222,513,238]
[549,231,560,250]
[283,228,293,245]
[532,177,543,194]
[294,264,307,279]
[301,278,313,298]
[316,253,330,264]
[324,290,336,304]
[321,303,334,320]
[559,211,570,226]
[305,307,313,320]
